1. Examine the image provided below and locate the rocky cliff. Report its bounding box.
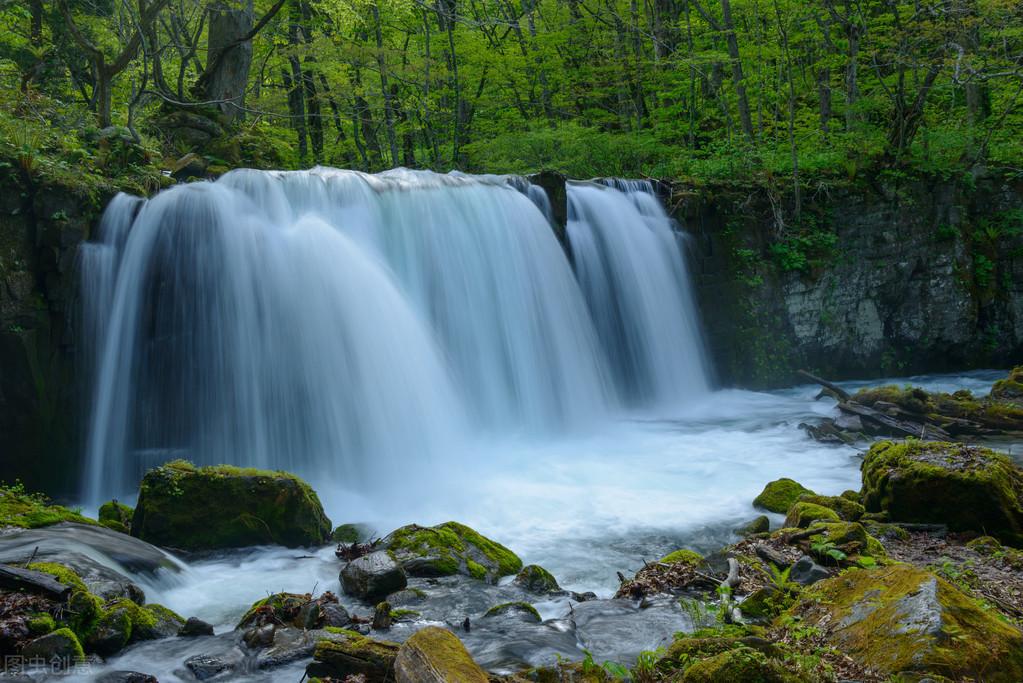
[675,171,1023,388]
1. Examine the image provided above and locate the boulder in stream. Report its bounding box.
[393,626,489,683]
[341,551,407,602]
[306,629,400,681]
[861,440,1023,546]
[131,460,332,550]
[752,479,815,514]
[381,522,522,583]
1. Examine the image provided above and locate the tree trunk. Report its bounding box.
[719,0,754,139]
[205,0,254,122]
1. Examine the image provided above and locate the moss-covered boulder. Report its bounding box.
[98,499,133,533]
[792,565,1023,681]
[734,515,770,536]
[681,646,802,683]
[0,483,97,529]
[514,564,560,593]
[21,627,84,664]
[131,460,332,550]
[809,522,886,559]
[855,382,1023,431]
[860,441,1023,546]
[306,629,400,681]
[483,601,541,622]
[783,502,840,528]
[753,479,815,513]
[393,626,488,683]
[332,523,372,544]
[991,366,1023,401]
[797,494,864,521]
[382,522,521,583]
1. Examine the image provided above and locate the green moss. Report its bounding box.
[237,592,309,629]
[27,562,87,591]
[43,628,85,659]
[389,609,420,620]
[861,440,1023,546]
[484,601,541,622]
[810,522,886,558]
[514,564,561,593]
[331,523,365,543]
[100,519,129,534]
[384,521,521,582]
[989,366,1023,401]
[659,549,704,566]
[681,647,801,682]
[65,589,104,639]
[792,565,1023,681]
[132,460,332,550]
[798,494,864,521]
[98,500,133,530]
[855,382,1023,431]
[783,502,841,528]
[467,560,487,580]
[0,483,97,529]
[396,627,488,683]
[739,587,793,619]
[753,479,814,513]
[27,613,56,634]
[312,631,399,677]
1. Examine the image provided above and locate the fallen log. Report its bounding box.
[797,369,851,402]
[838,401,951,441]
[0,564,72,600]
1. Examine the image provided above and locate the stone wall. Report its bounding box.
[674,171,1023,388]
[0,169,109,496]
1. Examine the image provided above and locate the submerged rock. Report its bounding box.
[394,626,489,683]
[483,601,541,623]
[341,552,408,602]
[753,479,814,513]
[382,522,522,583]
[131,460,332,550]
[179,616,215,637]
[860,440,1023,546]
[793,564,1023,681]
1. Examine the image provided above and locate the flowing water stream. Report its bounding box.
[57,169,1013,681]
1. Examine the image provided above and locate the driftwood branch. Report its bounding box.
[797,369,851,401]
[0,564,72,600]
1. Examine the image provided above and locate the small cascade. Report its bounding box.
[566,180,710,405]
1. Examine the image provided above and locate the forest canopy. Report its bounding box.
[1,0,1021,182]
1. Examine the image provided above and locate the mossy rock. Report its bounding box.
[753,479,815,513]
[810,522,887,558]
[483,601,541,622]
[680,646,801,682]
[21,627,84,662]
[393,626,488,683]
[791,565,1023,681]
[27,613,56,635]
[659,548,704,566]
[991,366,1023,401]
[131,460,332,550]
[855,382,1023,431]
[98,500,133,532]
[0,484,97,529]
[735,515,770,536]
[332,523,371,544]
[783,502,840,528]
[382,521,521,583]
[514,564,560,593]
[238,592,312,629]
[860,441,1023,546]
[797,494,864,521]
[307,631,399,681]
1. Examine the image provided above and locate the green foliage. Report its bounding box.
[0,481,97,529]
[0,0,1019,182]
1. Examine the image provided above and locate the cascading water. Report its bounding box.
[567,180,710,405]
[79,169,709,503]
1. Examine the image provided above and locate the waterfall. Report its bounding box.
[566,180,710,405]
[79,169,709,501]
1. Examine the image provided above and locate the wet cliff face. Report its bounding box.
[677,172,1023,389]
[0,169,107,497]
